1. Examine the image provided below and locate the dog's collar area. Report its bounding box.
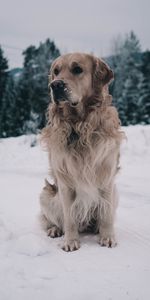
[56,100,78,107]
[67,128,79,145]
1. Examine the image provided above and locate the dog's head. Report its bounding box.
[49,53,113,107]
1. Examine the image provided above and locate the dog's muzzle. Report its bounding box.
[50,80,68,103]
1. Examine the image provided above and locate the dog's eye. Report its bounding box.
[54,68,59,76]
[72,66,83,75]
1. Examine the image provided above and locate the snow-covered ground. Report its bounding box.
[0,126,150,300]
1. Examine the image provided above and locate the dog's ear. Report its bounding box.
[93,58,114,86]
[49,61,55,82]
[48,74,52,84]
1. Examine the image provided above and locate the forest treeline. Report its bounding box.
[0,31,150,137]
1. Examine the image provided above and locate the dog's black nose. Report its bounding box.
[50,80,67,102]
[50,80,65,91]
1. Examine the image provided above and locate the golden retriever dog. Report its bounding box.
[39,53,124,252]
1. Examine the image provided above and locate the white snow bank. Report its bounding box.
[121,125,150,162]
[0,134,48,174]
[0,125,150,300]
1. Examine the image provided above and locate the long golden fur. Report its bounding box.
[39,53,124,251]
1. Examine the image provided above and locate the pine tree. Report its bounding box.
[17,39,60,133]
[0,46,8,100]
[0,40,60,137]
[1,74,18,137]
[138,51,150,124]
[0,46,9,135]
[110,31,143,125]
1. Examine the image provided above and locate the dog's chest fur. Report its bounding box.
[67,127,79,145]
[50,122,117,190]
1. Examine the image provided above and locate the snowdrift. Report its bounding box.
[0,125,150,300]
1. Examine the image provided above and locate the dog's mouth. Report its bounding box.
[50,80,79,106]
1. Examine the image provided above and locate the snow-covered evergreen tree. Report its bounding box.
[138,51,150,124]
[110,31,143,125]
[17,39,60,133]
[0,46,9,136]
[0,46,8,101]
[120,53,143,125]
[23,111,40,134]
[1,74,19,137]
[0,40,60,137]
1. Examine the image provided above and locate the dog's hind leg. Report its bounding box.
[39,179,64,238]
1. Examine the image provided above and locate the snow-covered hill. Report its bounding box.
[0,126,150,300]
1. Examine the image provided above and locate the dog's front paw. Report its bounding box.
[62,239,80,252]
[47,226,62,238]
[99,236,117,248]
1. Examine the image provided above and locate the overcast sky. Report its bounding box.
[0,0,150,68]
